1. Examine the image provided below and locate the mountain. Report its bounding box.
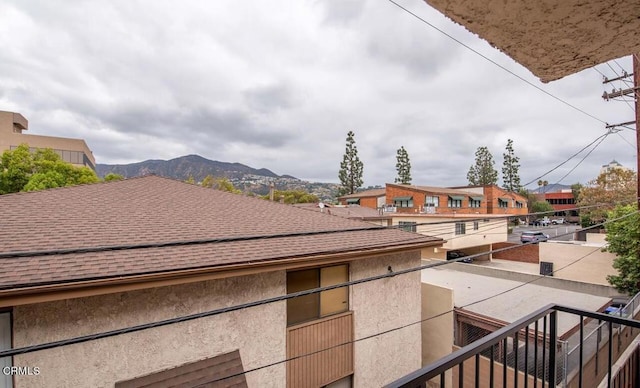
[529,183,572,193]
[96,154,288,181]
[97,154,341,201]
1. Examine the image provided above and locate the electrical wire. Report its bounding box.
[552,132,610,185]
[1,211,635,361]
[522,132,609,187]
[196,218,634,386]
[385,0,608,125]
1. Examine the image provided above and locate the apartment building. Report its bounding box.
[0,176,443,388]
[0,110,95,170]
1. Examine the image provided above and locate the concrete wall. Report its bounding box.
[421,283,453,366]
[446,261,624,298]
[12,272,287,388]
[540,242,616,286]
[351,251,422,387]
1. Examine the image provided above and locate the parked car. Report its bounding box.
[551,218,565,225]
[446,250,472,263]
[533,218,551,227]
[520,231,549,244]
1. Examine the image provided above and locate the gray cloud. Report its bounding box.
[0,0,634,189]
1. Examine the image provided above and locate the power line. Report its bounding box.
[522,132,609,187]
[385,0,608,125]
[199,222,628,386]
[2,211,634,360]
[552,132,609,185]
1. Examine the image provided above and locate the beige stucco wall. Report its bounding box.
[392,215,508,250]
[0,111,95,168]
[350,251,422,387]
[12,272,286,388]
[539,242,617,285]
[421,283,453,366]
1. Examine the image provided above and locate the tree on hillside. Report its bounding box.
[260,189,319,204]
[201,174,241,194]
[501,139,521,192]
[0,144,99,194]
[467,146,498,185]
[577,169,637,225]
[395,146,411,185]
[104,173,125,182]
[338,131,364,196]
[184,175,195,184]
[604,205,640,295]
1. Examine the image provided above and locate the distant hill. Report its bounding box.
[96,154,289,181]
[529,183,572,193]
[97,154,341,201]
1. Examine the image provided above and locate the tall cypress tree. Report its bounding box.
[338,131,364,195]
[467,146,498,185]
[395,146,412,185]
[502,139,521,191]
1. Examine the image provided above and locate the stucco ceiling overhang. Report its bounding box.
[424,0,640,82]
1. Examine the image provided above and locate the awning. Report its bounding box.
[470,196,484,201]
[346,198,360,204]
[498,197,511,202]
[393,196,413,201]
[448,195,464,201]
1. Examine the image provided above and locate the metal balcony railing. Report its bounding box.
[386,304,640,388]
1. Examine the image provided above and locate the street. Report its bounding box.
[509,224,581,243]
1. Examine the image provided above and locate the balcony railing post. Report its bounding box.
[549,311,557,386]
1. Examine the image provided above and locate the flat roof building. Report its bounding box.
[0,110,96,170]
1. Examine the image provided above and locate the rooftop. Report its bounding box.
[422,266,610,336]
[0,176,441,293]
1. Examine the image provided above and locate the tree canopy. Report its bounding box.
[467,146,498,186]
[577,168,637,225]
[501,139,521,192]
[201,174,241,193]
[0,144,99,194]
[395,146,411,185]
[260,189,319,204]
[605,205,640,295]
[338,131,364,196]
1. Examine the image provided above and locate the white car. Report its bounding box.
[552,218,565,225]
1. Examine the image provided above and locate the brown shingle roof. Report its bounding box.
[0,176,440,289]
[338,188,386,199]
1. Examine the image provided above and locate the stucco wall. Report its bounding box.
[12,272,286,388]
[540,242,616,285]
[421,283,453,366]
[392,215,507,250]
[350,251,422,387]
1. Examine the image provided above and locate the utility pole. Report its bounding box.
[635,54,640,210]
[601,54,640,209]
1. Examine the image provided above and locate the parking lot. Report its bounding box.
[509,224,581,243]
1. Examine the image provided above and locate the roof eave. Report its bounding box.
[0,239,443,308]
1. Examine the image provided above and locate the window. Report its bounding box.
[1,312,11,388]
[287,265,349,326]
[345,198,360,205]
[498,199,509,208]
[455,222,466,235]
[515,201,524,208]
[448,195,463,208]
[425,196,439,208]
[469,198,482,208]
[399,221,417,232]
[473,221,479,230]
[394,197,413,208]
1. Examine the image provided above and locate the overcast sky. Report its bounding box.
[0,0,636,188]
